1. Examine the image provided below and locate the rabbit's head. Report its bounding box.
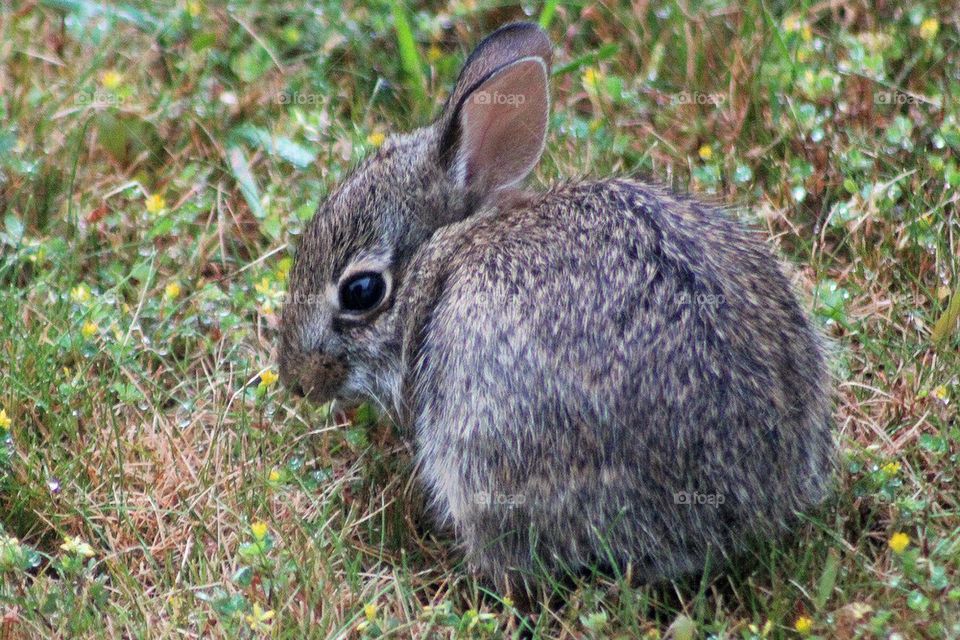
[279,22,553,406]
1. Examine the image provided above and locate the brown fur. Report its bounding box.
[279,22,834,598]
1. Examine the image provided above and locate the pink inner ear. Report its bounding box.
[458,57,549,193]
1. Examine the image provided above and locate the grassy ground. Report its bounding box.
[1,0,959,637]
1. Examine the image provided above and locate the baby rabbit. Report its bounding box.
[279,22,833,597]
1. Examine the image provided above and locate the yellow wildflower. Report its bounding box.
[101,70,123,90]
[366,132,386,147]
[888,532,910,554]
[70,284,91,304]
[698,145,713,161]
[60,535,96,558]
[250,521,268,541]
[187,0,202,17]
[931,385,949,402]
[81,321,98,339]
[502,596,514,608]
[919,18,939,41]
[245,603,275,633]
[282,26,302,45]
[782,14,802,33]
[364,603,378,621]
[275,257,292,282]
[254,277,273,295]
[164,282,182,300]
[145,193,167,215]
[0,409,11,431]
[793,616,813,634]
[259,370,279,389]
[801,25,813,42]
[582,67,601,92]
[427,44,443,63]
[268,468,282,483]
[881,461,901,477]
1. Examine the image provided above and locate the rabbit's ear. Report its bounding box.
[438,23,551,196]
[444,22,552,115]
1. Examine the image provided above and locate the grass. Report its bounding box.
[1,0,958,637]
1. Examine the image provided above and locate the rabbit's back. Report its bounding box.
[278,23,833,593]
[402,178,832,585]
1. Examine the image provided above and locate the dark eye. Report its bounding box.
[339,272,387,313]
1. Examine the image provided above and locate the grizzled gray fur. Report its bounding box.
[279,22,834,596]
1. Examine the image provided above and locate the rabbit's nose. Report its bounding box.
[280,352,349,404]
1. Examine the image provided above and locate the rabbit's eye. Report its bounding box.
[339,272,386,313]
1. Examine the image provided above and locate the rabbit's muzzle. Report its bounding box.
[279,350,348,404]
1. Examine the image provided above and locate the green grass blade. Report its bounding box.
[552,43,620,77]
[226,145,265,219]
[538,0,559,29]
[390,0,427,106]
[932,287,960,346]
[815,549,840,610]
[233,125,316,169]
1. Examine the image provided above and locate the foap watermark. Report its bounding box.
[277,91,323,105]
[674,490,725,506]
[75,91,126,107]
[671,91,726,107]
[874,91,924,106]
[472,90,526,107]
[276,291,326,307]
[473,491,526,508]
[674,291,726,308]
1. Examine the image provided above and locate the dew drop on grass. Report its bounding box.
[310,468,333,484]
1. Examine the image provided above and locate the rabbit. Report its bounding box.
[278,21,834,599]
